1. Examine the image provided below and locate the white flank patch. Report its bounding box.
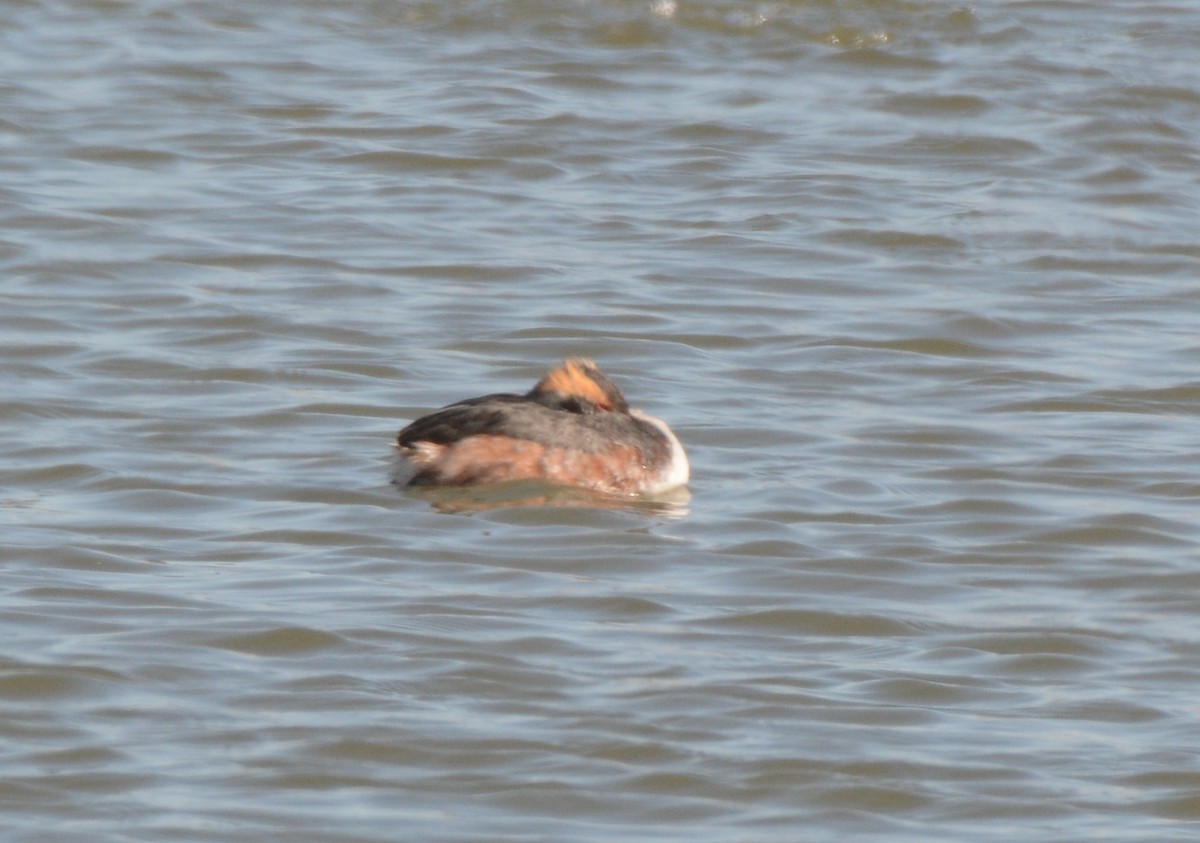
[631,410,690,493]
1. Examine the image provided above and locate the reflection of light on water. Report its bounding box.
[728,7,769,29]
[823,27,892,48]
[649,0,677,20]
[402,478,691,517]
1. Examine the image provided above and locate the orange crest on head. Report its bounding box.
[533,358,625,411]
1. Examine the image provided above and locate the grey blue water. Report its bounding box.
[4,1,1200,840]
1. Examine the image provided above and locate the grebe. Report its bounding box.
[395,358,689,496]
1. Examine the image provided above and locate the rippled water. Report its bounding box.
[4,1,1200,840]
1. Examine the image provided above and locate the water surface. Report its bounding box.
[4,1,1200,840]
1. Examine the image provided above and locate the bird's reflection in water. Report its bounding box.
[403,478,691,516]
